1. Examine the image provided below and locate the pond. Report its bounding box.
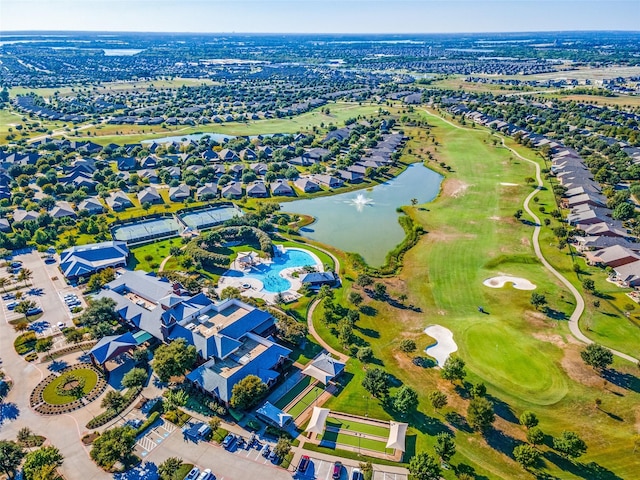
[281,163,443,266]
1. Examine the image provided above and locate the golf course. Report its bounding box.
[306,110,640,479]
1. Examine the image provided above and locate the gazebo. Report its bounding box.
[386,421,408,453]
[302,353,345,385]
[89,332,138,370]
[305,406,330,435]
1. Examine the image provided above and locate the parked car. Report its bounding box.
[184,467,200,480]
[26,307,42,316]
[236,436,245,448]
[351,468,363,480]
[222,433,236,449]
[298,455,310,473]
[261,444,270,457]
[196,469,213,480]
[268,449,278,461]
[2,293,15,300]
[57,322,66,329]
[6,301,17,310]
[11,262,22,268]
[332,461,343,479]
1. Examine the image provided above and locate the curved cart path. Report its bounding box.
[423,108,638,364]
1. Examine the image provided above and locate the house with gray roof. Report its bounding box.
[13,209,40,223]
[270,179,294,196]
[169,184,191,201]
[78,197,105,214]
[197,182,218,200]
[246,181,268,198]
[221,181,243,199]
[138,186,162,204]
[294,177,320,193]
[106,191,134,211]
[50,201,77,219]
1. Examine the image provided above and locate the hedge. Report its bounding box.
[14,331,37,355]
[85,386,142,429]
[135,411,160,436]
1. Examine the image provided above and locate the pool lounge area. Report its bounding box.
[216,246,324,304]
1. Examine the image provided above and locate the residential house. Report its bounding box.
[221,182,243,199]
[246,181,268,198]
[13,209,40,223]
[106,191,134,211]
[300,271,338,288]
[50,201,77,219]
[78,197,105,215]
[117,157,137,171]
[313,174,344,189]
[197,182,218,200]
[270,180,294,196]
[294,177,320,193]
[138,186,162,204]
[169,184,191,202]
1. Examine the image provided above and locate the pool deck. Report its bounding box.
[215,246,323,304]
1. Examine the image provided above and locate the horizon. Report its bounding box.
[1,0,639,34]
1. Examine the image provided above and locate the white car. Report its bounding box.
[57,322,66,329]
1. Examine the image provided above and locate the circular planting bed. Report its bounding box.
[31,364,107,415]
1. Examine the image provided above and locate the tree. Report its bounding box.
[358,461,373,480]
[408,452,441,480]
[230,375,267,410]
[121,368,147,389]
[373,283,387,299]
[467,397,495,432]
[356,346,373,364]
[17,267,33,286]
[22,446,63,480]
[35,337,53,359]
[519,411,539,429]
[612,202,636,221]
[362,368,390,398]
[582,278,595,292]
[152,338,197,382]
[0,440,25,479]
[90,426,136,468]
[514,209,523,220]
[158,457,183,480]
[526,427,545,446]
[411,198,418,206]
[429,391,448,412]
[398,339,416,353]
[441,356,466,383]
[513,444,540,469]
[14,299,37,320]
[63,327,85,347]
[164,389,189,412]
[393,385,419,414]
[530,292,547,311]
[470,382,486,398]
[434,433,456,463]
[553,431,587,460]
[356,274,373,288]
[580,343,613,371]
[208,416,221,433]
[101,390,125,412]
[273,437,291,459]
[337,319,354,348]
[348,291,363,306]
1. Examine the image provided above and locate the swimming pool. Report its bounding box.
[227,249,319,293]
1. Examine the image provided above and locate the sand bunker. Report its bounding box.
[483,275,536,290]
[500,182,519,186]
[424,325,458,367]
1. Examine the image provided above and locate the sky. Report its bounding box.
[1,0,639,34]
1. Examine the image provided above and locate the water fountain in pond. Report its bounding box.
[349,193,374,212]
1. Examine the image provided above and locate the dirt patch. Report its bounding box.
[521,237,531,247]
[428,230,477,243]
[532,332,567,348]
[443,178,470,198]
[561,348,603,388]
[488,216,501,221]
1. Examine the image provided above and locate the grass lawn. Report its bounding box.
[41,369,99,405]
[174,463,195,479]
[310,111,640,479]
[286,383,326,419]
[128,237,180,271]
[273,376,312,410]
[321,429,394,454]
[326,418,390,438]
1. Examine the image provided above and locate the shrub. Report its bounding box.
[136,412,160,436]
[14,331,37,355]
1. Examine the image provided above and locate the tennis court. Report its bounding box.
[179,205,242,230]
[113,217,182,243]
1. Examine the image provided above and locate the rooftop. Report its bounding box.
[207,337,268,378]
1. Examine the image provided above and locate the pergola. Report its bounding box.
[305,407,330,434]
[386,421,408,452]
[302,353,345,385]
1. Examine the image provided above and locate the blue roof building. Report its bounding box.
[60,241,129,280]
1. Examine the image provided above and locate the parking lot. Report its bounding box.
[1,250,85,334]
[295,457,407,480]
